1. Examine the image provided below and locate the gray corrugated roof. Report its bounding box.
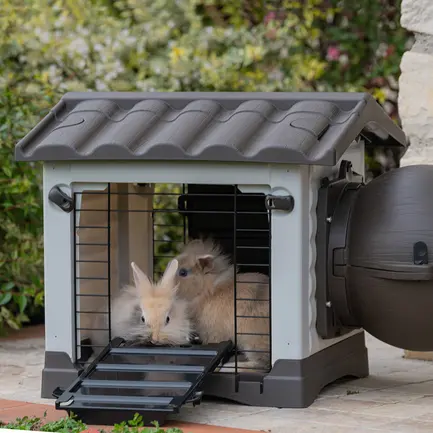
[14,92,407,165]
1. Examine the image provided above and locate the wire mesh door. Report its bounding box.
[179,184,272,374]
[73,183,272,375]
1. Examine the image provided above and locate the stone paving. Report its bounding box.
[2,330,433,432]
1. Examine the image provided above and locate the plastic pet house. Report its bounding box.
[15,91,433,426]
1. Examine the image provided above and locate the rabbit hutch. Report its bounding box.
[15,91,433,426]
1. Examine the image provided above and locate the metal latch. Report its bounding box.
[265,195,295,212]
[48,185,74,213]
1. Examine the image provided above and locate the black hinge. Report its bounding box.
[265,195,295,212]
[48,185,74,213]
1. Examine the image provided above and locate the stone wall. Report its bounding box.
[400,0,433,361]
[399,0,433,166]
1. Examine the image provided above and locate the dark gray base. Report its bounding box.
[41,332,368,409]
[203,331,369,408]
[41,351,80,399]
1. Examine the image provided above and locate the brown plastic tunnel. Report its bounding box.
[328,164,433,351]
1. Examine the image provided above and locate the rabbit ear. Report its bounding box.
[197,254,214,271]
[160,259,179,286]
[131,262,151,288]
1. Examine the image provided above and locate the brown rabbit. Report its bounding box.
[174,238,270,372]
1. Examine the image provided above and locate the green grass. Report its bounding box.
[0,412,185,432]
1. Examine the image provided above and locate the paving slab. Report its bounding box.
[2,329,433,432]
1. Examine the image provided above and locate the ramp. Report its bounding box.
[53,337,234,426]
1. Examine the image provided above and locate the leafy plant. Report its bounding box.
[0,90,48,333]
[0,412,86,432]
[0,412,185,433]
[111,414,184,433]
[0,415,43,430]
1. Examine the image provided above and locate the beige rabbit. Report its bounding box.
[174,238,270,372]
[89,259,192,357]
[88,259,193,398]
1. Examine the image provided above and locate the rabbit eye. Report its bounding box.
[178,268,189,277]
[141,315,145,324]
[165,316,170,325]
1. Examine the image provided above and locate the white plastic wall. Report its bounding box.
[43,141,364,362]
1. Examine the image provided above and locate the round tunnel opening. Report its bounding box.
[324,164,433,351]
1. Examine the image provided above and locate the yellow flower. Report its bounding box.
[244,45,264,62]
[372,88,387,104]
[170,46,186,63]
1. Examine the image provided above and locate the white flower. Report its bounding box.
[68,38,89,56]
[95,80,108,91]
[339,54,349,65]
[388,75,398,89]
[310,38,320,49]
[376,43,388,57]
[383,101,394,114]
[95,63,105,75]
[76,59,86,69]
[47,65,62,86]
[105,71,118,81]
[268,68,284,81]
[54,14,67,28]
[384,87,397,101]
[120,29,130,38]
[112,41,122,51]
[126,36,137,45]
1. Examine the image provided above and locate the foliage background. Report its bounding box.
[0,0,412,332]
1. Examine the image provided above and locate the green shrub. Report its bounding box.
[0,0,412,332]
[0,412,183,432]
[0,91,51,333]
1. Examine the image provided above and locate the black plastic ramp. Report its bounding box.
[54,337,234,426]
